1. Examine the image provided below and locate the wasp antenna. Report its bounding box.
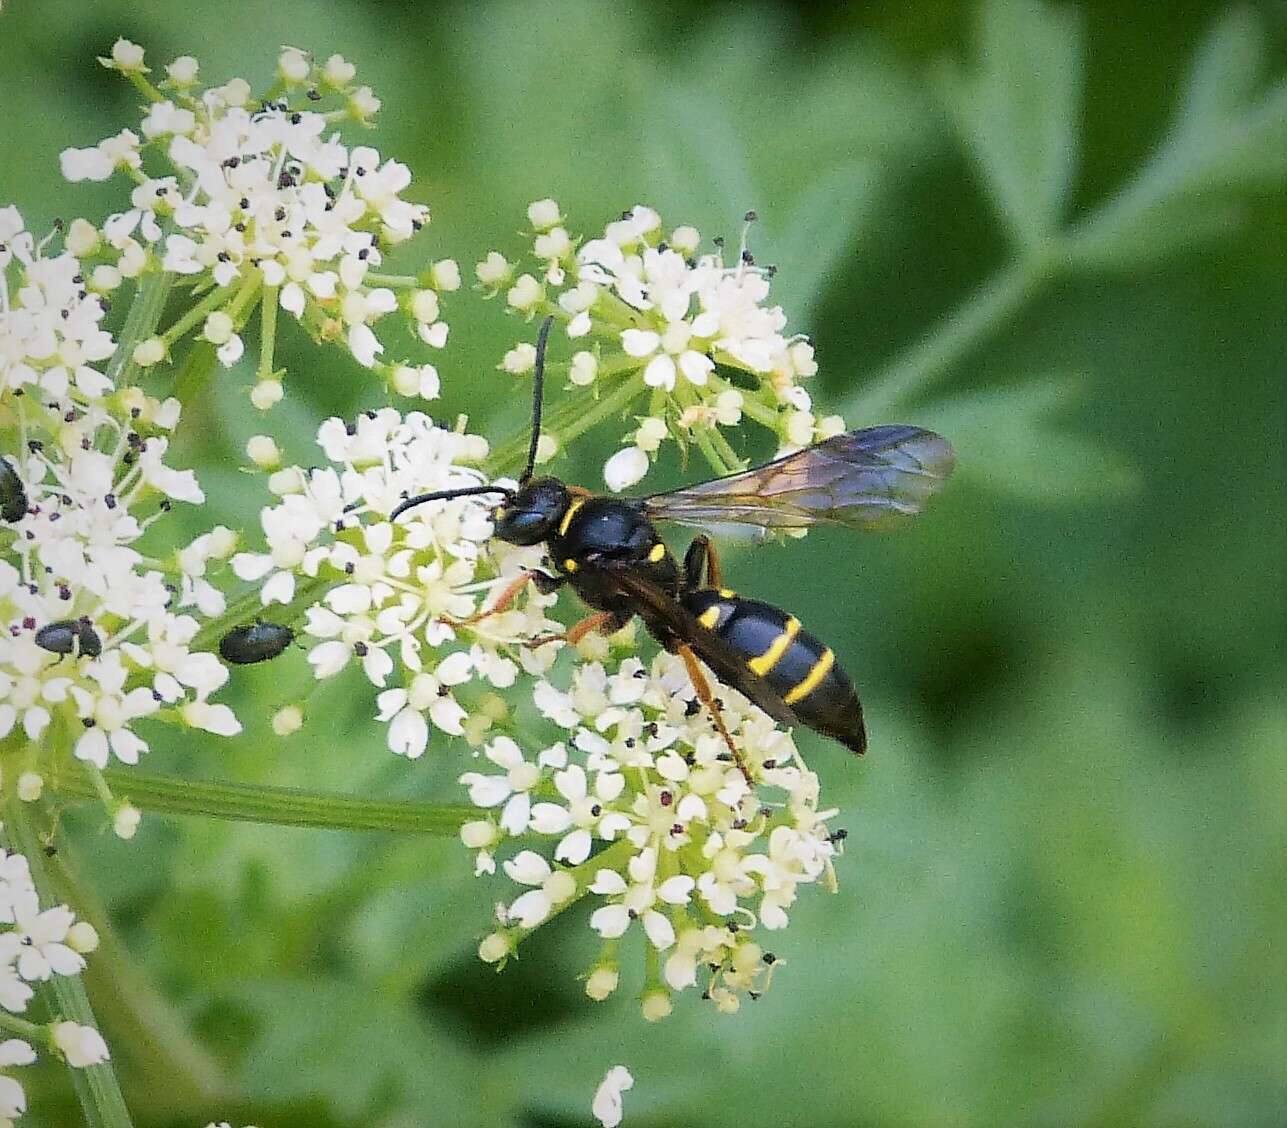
[520,314,556,484]
[389,484,512,522]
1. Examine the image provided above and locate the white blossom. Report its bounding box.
[459,651,840,1013]
[592,1065,634,1128]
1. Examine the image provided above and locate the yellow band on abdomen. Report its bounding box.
[747,618,800,676]
[784,647,834,704]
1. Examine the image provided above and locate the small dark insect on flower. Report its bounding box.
[0,457,28,522]
[218,621,294,665]
[35,619,103,658]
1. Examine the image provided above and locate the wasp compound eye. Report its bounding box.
[0,457,27,523]
[35,619,102,658]
[219,622,295,665]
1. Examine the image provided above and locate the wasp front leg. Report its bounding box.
[523,609,629,650]
[682,534,723,592]
[441,570,564,630]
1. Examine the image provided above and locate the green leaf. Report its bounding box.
[758,162,878,329]
[640,80,761,239]
[234,977,510,1125]
[938,0,1084,248]
[921,379,1139,503]
[1067,9,1287,269]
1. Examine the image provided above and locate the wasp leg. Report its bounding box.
[523,609,625,650]
[682,535,723,591]
[677,643,753,787]
[440,570,562,629]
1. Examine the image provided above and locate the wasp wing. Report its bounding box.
[644,425,955,534]
[607,567,800,730]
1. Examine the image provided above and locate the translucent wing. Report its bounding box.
[644,426,956,533]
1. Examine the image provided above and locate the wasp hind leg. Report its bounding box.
[440,570,564,630]
[677,643,754,787]
[682,535,723,592]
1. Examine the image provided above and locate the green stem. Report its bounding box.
[511,837,636,948]
[845,251,1055,421]
[51,768,473,834]
[0,1009,50,1044]
[44,850,236,1110]
[3,798,135,1128]
[257,285,279,382]
[107,270,173,386]
[487,371,646,477]
[158,283,233,348]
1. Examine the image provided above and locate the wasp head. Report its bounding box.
[491,477,571,546]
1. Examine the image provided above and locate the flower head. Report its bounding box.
[480,203,841,489]
[465,651,840,1015]
[59,46,456,399]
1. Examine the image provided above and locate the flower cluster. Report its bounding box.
[0,846,108,1120]
[1,208,240,807]
[59,41,458,407]
[466,651,840,1017]
[0,207,116,404]
[478,201,843,489]
[232,408,563,757]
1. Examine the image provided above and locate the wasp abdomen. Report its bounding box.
[682,590,867,754]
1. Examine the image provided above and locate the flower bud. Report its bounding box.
[113,804,141,840]
[500,343,536,375]
[410,289,440,324]
[166,55,199,85]
[52,1022,110,1068]
[641,990,673,1022]
[506,274,543,313]
[430,259,461,291]
[65,218,100,256]
[16,772,43,802]
[603,447,648,492]
[527,198,561,231]
[90,264,122,292]
[569,351,598,386]
[202,310,235,345]
[670,225,701,254]
[67,922,101,954]
[475,251,512,287]
[278,46,311,83]
[250,379,284,410]
[534,434,558,465]
[478,932,510,964]
[322,53,356,86]
[633,417,668,454]
[246,435,281,469]
[585,965,619,1001]
[132,337,165,367]
[108,38,146,71]
[271,705,304,737]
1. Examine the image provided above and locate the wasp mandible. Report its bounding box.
[392,317,955,778]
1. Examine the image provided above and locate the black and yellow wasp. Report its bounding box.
[392,318,955,776]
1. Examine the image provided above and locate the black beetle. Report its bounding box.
[0,458,27,523]
[219,621,294,665]
[35,619,103,658]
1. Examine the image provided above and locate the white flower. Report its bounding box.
[51,1022,110,1068]
[465,651,837,1012]
[492,204,833,483]
[592,1066,634,1128]
[603,447,648,492]
[62,51,448,393]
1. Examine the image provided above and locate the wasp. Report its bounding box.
[392,317,955,778]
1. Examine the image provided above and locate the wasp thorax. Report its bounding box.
[492,477,571,546]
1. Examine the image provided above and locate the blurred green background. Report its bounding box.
[2,1,1284,1125]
